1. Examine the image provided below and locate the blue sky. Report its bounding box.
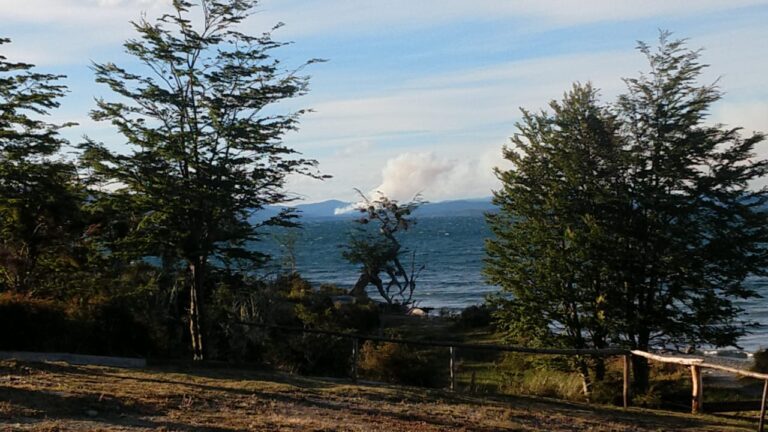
[2,0,768,203]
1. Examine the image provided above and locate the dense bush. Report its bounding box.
[359,340,442,387]
[82,299,156,357]
[753,349,768,373]
[457,305,493,328]
[210,273,381,375]
[269,333,352,376]
[0,293,155,357]
[0,293,71,352]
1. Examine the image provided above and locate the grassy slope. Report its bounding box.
[0,360,756,432]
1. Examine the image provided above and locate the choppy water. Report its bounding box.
[260,216,767,352]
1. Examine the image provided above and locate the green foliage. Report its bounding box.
[611,34,768,349]
[486,32,768,392]
[0,293,155,356]
[211,273,380,374]
[343,191,425,306]
[0,38,81,294]
[485,82,621,354]
[359,340,441,387]
[457,304,494,329]
[78,0,325,360]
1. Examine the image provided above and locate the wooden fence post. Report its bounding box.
[450,346,456,392]
[351,338,359,383]
[623,354,631,408]
[758,379,767,432]
[691,365,703,414]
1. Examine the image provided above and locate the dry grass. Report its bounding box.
[0,359,758,431]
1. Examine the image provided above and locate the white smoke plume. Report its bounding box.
[334,150,504,214]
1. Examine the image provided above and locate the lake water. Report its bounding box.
[261,216,767,353]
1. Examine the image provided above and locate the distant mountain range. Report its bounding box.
[253,197,496,222]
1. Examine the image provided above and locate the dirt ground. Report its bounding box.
[0,360,758,431]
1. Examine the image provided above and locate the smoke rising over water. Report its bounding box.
[334,150,505,215]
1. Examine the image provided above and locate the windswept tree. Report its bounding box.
[344,191,424,307]
[487,33,768,394]
[80,0,324,360]
[0,38,80,294]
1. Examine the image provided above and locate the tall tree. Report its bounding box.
[487,33,768,394]
[80,0,323,360]
[485,83,624,396]
[613,33,768,390]
[0,38,80,294]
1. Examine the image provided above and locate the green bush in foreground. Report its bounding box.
[212,273,381,376]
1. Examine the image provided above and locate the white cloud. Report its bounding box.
[0,0,173,65]
[713,101,768,136]
[336,140,374,157]
[3,0,766,203]
[0,0,170,23]
[288,50,642,152]
[255,0,768,37]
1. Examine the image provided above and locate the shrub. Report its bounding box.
[0,293,70,351]
[213,274,381,374]
[279,333,351,376]
[0,292,155,357]
[497,353,585,400]
[753,349,768,373]
[82,299,155,357]
[506,368,584,400]
[359,340,442,387]
[457,305,493,328]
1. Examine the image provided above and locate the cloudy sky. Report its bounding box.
[2,0,767,203]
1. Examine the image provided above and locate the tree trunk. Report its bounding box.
[189,259,206,361]
[577,357,593,400]
[594,356,606,381]
[352,271,391,303]
[632,355,650,394]
[351,273,370,297]
[631,328,651,393]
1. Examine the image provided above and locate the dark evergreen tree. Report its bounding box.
[613,33,768,391]
[79,0,324,360]
[0,38,80,294]
[487,34,768,394]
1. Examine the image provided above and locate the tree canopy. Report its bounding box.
[79,0,324,360]
[485,33,768,392]
[0,38,81,295]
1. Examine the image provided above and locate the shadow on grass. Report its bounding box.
[475,391,756,431]
[0,359,104,378]
[0,385,239,432]
[1,359,757,431]
[97,367,756,431]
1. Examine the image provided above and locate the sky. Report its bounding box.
[2,0,768,204]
